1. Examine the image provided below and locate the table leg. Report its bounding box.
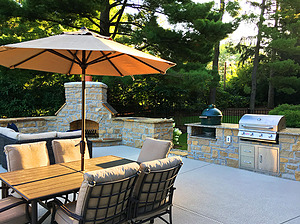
[31,200,38,224]
[1,181,8,199]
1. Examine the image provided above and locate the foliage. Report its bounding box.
[173,124,182,146]
[228,0,300,108]
[269,104,300,128]
[0,0,237,118]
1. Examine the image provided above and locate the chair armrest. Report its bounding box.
[50,199,83,221]
[0,197,27,213]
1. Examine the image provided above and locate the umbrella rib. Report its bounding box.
[9,50,47,68]
[101,51,124,76]
[67,50,81,64]
[127,54,165,74]
[47,49,79,65]
[86,52,115,66]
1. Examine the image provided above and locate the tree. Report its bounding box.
[250,0,266,110]
[0,0,236,118]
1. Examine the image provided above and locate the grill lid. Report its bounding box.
[238,114,286,142]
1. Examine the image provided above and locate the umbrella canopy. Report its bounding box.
[0,28,175,76]
[0,28,175,171]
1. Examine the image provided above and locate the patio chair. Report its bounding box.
[130,156,183,224]
[50,162,140,224]
[4,141,50,172]
[4,141,51,223]
[0,196,31,224]
[52,138,90,164]
[137,138,173,163]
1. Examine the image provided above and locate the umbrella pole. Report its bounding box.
[80,51,87,171]
[81,74,86,171]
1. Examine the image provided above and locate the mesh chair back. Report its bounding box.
[81,171,139,224]
[132,157,182,219]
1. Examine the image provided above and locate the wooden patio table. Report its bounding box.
[0,155,134,224]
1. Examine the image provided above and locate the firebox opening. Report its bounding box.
[70,119,99,138]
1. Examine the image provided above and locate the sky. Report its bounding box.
[194,0,259,43]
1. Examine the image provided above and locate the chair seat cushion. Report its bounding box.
[55,201,77,224]
[137,138,172,163]
[0,196,30,224]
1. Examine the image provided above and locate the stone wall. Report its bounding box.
[187,123,240,168]
[0,117,57,133]
[112,117,173,148]
[187,123,300,181]
[278,130,300,181]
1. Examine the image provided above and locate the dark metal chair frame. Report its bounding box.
[51,172,139,224]
[130,162,182,224]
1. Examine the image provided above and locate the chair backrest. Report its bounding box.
[75,162,140,224]
[52,138,90,163]
[132,156,182,218]
[4,141,50,172]
[137,138,173,163]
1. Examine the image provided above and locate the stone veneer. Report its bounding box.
[0,81,173,148]
[187,123,300,181]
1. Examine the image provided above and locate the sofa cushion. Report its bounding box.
[4,141,50,171]
[57,130,81,138]
[137,138,173,163]
[52,138,90,164]
[17,131,57,141]
[0,127,19,140]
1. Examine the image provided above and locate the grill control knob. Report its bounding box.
[269,134,273,138]
[242,132,245,135]
[259,134,263,137]
[250,133,254,136]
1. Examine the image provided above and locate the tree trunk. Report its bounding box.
[250,0,266,110]
[209,0,225,105]
[209,43,220,105]
[100,0,111,36]
[267,0,278,109]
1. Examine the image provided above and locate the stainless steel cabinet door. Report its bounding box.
[257,146,278,173]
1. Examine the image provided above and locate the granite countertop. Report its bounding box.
[186,122,300,135]
[185,122,238,129]
[112,117,174,124]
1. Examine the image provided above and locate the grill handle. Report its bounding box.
[199,116,207,119]
[241,124,273,130]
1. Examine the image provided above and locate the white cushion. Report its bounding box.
[57,130,81,138]
[139,156,182,172]
[17,131,57,141]
[0,127,19,139]
[52,138,90,164]
[137,138,173,163]
[4,141,50,172]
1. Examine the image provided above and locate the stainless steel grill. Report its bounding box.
[238,114,286,143]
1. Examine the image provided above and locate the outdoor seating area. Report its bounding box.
[1,144,300,224]
[0,138,180,224]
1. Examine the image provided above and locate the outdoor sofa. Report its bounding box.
[0,127,92,170]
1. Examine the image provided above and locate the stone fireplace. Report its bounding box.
[55,82,119,141]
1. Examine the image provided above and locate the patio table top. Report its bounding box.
[0,155,134,201]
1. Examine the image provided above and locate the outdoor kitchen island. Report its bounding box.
[186,122,300,181]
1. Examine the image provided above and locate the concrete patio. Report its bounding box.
[1,145,300,224]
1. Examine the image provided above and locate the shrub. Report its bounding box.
[269,104,300,128]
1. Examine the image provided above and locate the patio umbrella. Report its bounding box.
[0,27,175,171]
